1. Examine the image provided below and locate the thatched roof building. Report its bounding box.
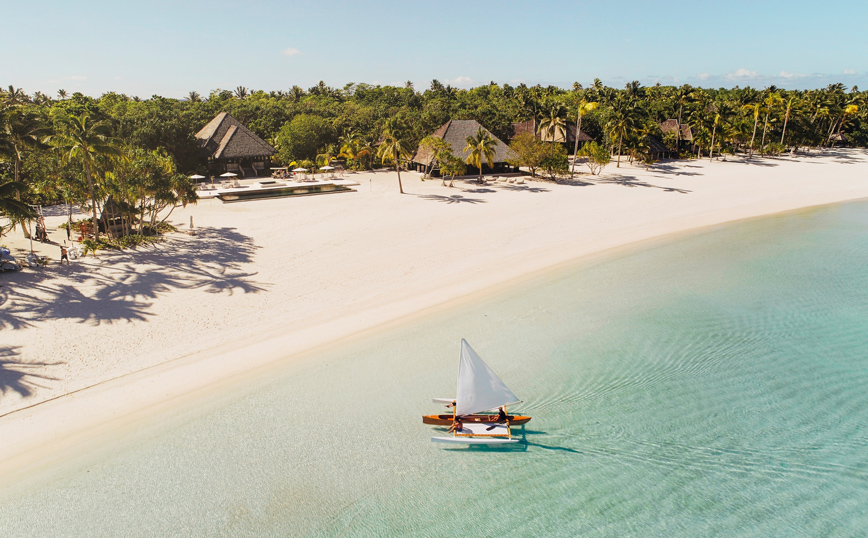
[411,120,511,174]
[511,119,592,145]
[659,119,693,141]
[645,135,669,158]
[196,113,276,178]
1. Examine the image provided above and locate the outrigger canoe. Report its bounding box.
[422,414,532,426]
[428,339,531,445]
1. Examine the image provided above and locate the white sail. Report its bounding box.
[455,339,520,417]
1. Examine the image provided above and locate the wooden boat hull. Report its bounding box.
[422,414,531,426]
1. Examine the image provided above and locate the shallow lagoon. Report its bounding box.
[3,200,868,536]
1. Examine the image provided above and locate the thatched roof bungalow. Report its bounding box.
[659,119,693,142]
[411,119,513,175]
[196,113,276,178]
[511,119,592,146]
[645,134,669,158]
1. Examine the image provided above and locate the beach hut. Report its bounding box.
[510,119,592,147]
[645,135,669,160]
[195,113,276,179]
[660,119,693,152]
[410,119,513,177]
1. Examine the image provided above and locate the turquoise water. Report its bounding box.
[3,201,868,536]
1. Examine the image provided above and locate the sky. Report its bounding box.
[5,0,867,99]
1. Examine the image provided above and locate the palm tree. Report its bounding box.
[0,180,37,237]
[416,136,451,178]
[2,86,28,108]
[537,105,566,143]
[833,104,859,146]
[780,94,797,146]
[234,86,249,100]
[672,84,693,149]
[0,110,51,185]
[760,92,783,153]
[439,155,466,188]
[709,113,720,162]
[463,127,498,184]
[571,99,598,177]
[187,91,202,103]
[742,102,762,158]
[606,97,639,167]
[377,120,412,194]
[52,112,120,242]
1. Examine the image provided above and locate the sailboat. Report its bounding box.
[430,339,529,445]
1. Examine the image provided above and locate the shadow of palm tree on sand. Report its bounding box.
[0,226,267,330]
[0,346,61,399]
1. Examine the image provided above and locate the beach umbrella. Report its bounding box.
[292,167,308,172]
[319,166,335,170]
[190,174,206,180]
[220,172,238,177]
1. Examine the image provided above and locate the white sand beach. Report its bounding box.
[2,150,868,481]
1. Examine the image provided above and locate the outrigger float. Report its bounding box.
[428,339,531,445]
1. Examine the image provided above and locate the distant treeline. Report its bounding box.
[0,79,865,215]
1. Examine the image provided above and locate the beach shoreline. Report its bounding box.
[2,150,868,484]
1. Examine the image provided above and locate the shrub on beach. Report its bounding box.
[578,141,610,175]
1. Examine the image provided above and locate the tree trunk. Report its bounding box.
[396,162,404,194]
[760,111,770,154]
[749,114,758,158]
[677,103,683,151]
[826,119,838,146]
[84,157,100,243]
[780,103,791,145]
[709,122,717,162]
[570,112,582,178]
[616,132,623,167]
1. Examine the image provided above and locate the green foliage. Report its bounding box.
[578,141,610,175]
[506,132,547,177]
[763,142,786,156]
[2,80,868,227]
[463,127,498,183]
[0,180,37,237]
[540,144,569,179]
[275,114,334,163]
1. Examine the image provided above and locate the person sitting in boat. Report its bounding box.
[495,406,507,423]
[448,418,463,433]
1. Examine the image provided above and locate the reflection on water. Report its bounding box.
[3,202,868,536]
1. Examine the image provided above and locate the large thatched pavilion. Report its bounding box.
[410,119,513,176]
[196,113,276,178]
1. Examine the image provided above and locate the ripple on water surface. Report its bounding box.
[3,202,868,536]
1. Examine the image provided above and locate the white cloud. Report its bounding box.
[779,71,799,79]
[727,68,758,79]
[844,69,856,75]
[445,76,472,87]
[282,47,301,57]
[697,73,710,80]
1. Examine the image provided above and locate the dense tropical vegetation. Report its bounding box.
[1,80,866,237]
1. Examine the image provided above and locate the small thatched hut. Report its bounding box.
[411,119,512,176]
[196,113,276,178]
[659,119,693,143]
[645,135,669,159]
[511,119,592,146]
